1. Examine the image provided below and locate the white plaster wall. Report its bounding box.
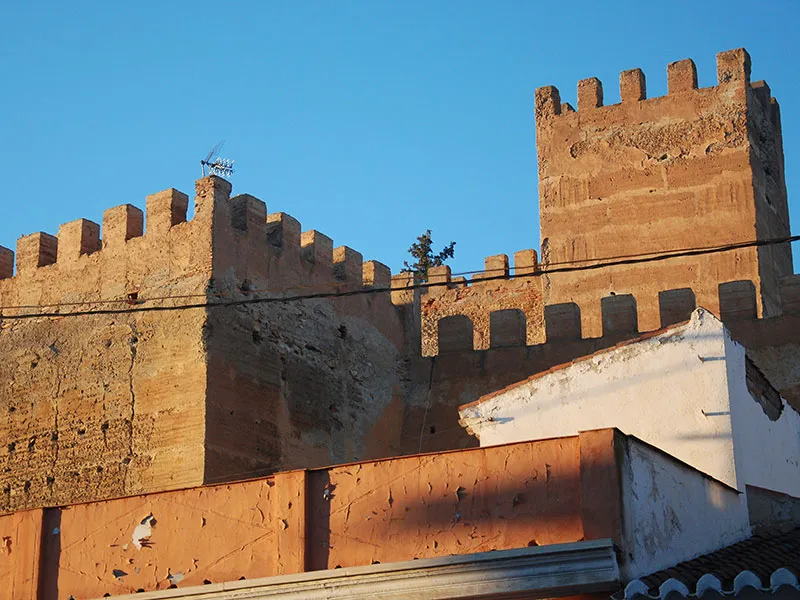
[460,309,742,489]
[619,437,750,580]
[724,333,800,497]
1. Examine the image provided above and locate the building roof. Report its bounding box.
[623,528,800,599]
[458,317,693,412]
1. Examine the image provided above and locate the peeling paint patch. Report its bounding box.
[132,514,155,550]
[168,571,184,585]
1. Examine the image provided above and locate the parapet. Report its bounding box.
[432,277,800,355]
[534,48,765,123]
[425,249,538,298]
[0,176,407,313]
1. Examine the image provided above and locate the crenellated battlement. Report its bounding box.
[0,176,419,514]
[423,249,538,297]
[427,276,800,357]
[419,248,543,356]
[408,274,800,455]
[533,48,775,124]
[0,176,412,314]
[0,187,198,283]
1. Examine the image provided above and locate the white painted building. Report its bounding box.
[458,308,800,498]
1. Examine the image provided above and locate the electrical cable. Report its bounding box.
[0,233,797,320]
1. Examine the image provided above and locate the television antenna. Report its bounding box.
[201,141,235,178]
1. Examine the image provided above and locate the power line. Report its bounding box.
[0,233,797,320]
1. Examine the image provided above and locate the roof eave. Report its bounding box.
[102,539,621,600]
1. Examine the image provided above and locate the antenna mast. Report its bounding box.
[200,141,235,179]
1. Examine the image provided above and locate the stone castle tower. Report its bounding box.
[0,48,797,514]
[535,48,791,336]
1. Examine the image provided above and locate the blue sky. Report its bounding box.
[1,1,799,275]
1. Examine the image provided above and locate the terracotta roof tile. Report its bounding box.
[631,528,800,597]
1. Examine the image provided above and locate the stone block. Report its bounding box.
[363,260,390,287]
[333,246,363,282]
[390,272,416,305]
[667,59,698,94]
[16,232,58,273]
[620,68,646,102]
[300,230,333,266]
[102,204,143,249]
[578,77,603,110]
[57,219,100,263]
[146,188,188,236]
[534,86,561,118]
[485,254,509,278]
[230,194,267,235]
[0,246,13,279]
[513,249,538,277]
[717,48,751,85]
[266,212,302,250]
[719,280,757,321]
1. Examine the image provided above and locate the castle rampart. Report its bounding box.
[0,176,417,513]
[0,187,216,513]
[1,47,797,519]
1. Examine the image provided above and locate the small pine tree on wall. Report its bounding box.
[402,230,456,282]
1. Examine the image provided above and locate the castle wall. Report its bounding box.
[535,49,791,337]
[188,178,416,481]
[748,81,794,312]
[405,278,800,455]
[0,47,796,517]
[0,177,420,511]
[0,191,214,513]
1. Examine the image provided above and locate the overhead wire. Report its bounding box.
[0,233,797,320]
[3,234,797,485]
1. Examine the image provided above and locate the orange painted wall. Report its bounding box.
[0,431,623,599]
[0,509,42,600]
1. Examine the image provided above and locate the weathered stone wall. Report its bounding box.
[0,190,213,513]
[195,177,416,481]
[748,80,793,311]
[1,47,797,518]
[535,48,792,337]
[0,177,419,511]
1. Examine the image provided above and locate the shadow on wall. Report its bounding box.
[304,439,592,572]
